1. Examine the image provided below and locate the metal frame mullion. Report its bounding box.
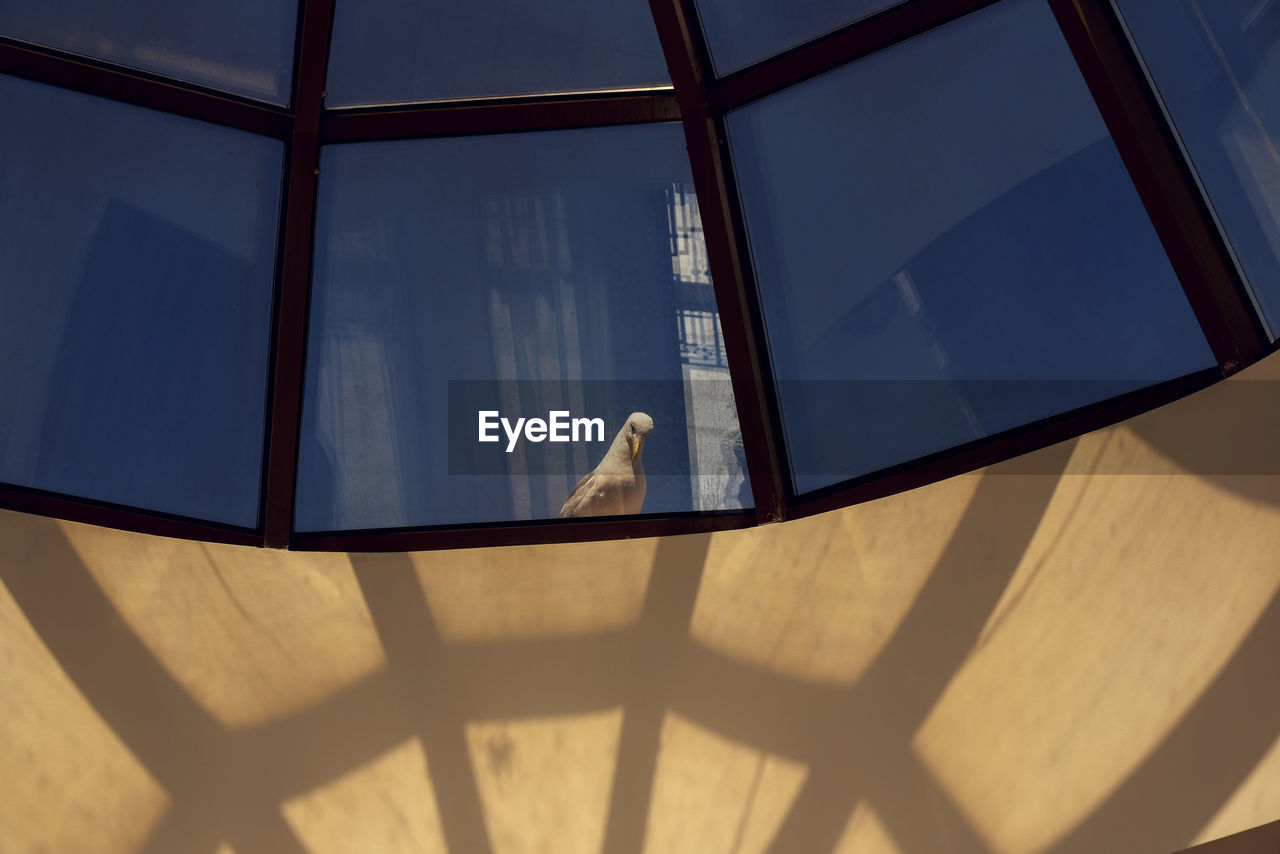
[0,36,291,138]
[787,367,1220,520]
[0,483,261,546]
[290,511,756,553]
[261,0,335,548]
[647,0,791,523]
[322,90,681,142]
[712,0,1002,110]
[1047,0,1269,373]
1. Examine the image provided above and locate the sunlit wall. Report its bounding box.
[2,351,1279,854]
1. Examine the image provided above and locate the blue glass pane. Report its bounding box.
[297,125,750,531]
[0,75,282,526]
[325,0,669,106]
[1113,0,1280,337]
[727,0,1215,495]
[694,0,901,74]
[0,0,297,103]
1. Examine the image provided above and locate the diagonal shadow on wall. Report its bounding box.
[343,442,1077,854]
[0,514,416,854]
[2,425,1278,853]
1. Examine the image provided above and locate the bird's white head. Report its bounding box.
[624,412,654,460]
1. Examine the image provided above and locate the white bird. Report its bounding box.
[558,412,654,518]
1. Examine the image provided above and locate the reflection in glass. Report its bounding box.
[727,0,1215,494]
[0,0,298,103]
[0,75,282,525]
[1113,0,1280,336]
[694,0,901,74]
[296,124,750,531]
[325,0,669,106]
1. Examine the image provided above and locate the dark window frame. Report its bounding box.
[0,0,1270,550]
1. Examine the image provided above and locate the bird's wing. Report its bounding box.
[558,469,600,518]
[559,470,637,518]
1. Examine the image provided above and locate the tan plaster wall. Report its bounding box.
[3,354,1280,854]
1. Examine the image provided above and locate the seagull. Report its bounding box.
[558,412,654,518]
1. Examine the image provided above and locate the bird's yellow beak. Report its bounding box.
[630,435,640,459]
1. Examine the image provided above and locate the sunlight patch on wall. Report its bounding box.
[643,711,808,854]
[832,801,904,854]
[466,709,623,854]
[1192,730,1280,846]
[0,573,168,854]
[280,737,447,854]
[62,521,386,729]
[914,434,1280,854]
[410,540,655,643]
[691,474,980,685]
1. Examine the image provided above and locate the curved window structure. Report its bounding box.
[694,0,901,74]
[1114,0,1280,335]
[0,0,1272,549]
[728,0,1214,493]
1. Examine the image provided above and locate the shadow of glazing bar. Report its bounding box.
[0,513,415,854]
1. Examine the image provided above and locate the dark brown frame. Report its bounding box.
[0,0,1271,551]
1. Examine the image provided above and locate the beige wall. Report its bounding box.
[3,354,1280,854]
